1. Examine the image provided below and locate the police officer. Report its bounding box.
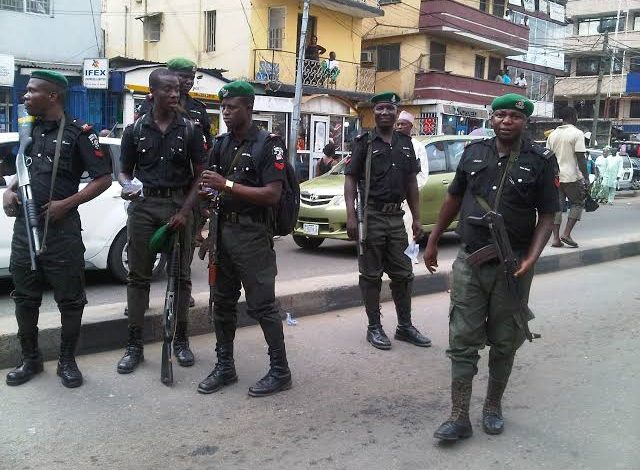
[424,94,559,441]
[137,57,212,150]
[197,81,292,397]
[116,68,206,374]
[344,92,431,350]
[3,70,112,388]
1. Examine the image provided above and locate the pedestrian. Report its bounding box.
[424,93,558,441]
[316,143,338,176]
[304,35,327,86]
[197,80,292,397]
[514,72,527,88]
[4,70,112,388]
[546,107,589,248]
[494,69,504,82]
[502,69,512,85]
[395,110,430,263]
[603,149,623,205]
[591,147,609,203]
[344,92,431,350]
[116,68,206,374]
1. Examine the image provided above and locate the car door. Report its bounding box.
[0,135,19,276]
[420,140,450,230]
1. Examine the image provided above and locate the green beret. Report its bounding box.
[491,93,534,117]
[371,92,401,105]
[166,57,197,73]
[31,70,68,89]
[219,80,255,99]
[149,224,173,253]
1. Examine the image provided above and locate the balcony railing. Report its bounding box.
[254,49,376,94]
[311,0,384,18]
[414,70,524,105]
[419,0,529,56]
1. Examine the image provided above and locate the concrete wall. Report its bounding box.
[0,0,102,62]
[102,0,252,79]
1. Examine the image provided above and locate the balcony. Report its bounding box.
[311,0,384,18]
[565,31,640,55]
[253,49,376,94]
[414,70,525,105]
[555,75,625,97]
[419,0,529,56]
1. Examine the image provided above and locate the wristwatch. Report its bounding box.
[225,179,235,192]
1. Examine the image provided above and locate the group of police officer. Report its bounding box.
[3,58,558,441]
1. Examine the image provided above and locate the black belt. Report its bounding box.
[368,201,402,212]
[145,187,185,198]
[220,211,266,224]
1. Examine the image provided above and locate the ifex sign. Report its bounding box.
[83,58,109,89]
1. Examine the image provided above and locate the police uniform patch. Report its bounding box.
[81,123,93,133]
[273,146,285,170]
[87,133,104,157]
[515,100,525,110]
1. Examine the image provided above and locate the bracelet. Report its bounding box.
[225,179,235,192]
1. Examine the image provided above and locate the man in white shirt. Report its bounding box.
[514,73,527,88]
[395,110,429,262]
[546,107,589,248]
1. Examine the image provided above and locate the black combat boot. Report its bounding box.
[117,326,144,374]
[248,315,292,397]
[173,322,195,367]
[197,342,238,394]
[482,377,508,435]
[434,379,474,441]
[391,280,432,347]
[6,332,43,386]
[57,340,83,388]
[361,277,391,350]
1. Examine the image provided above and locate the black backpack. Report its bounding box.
[214,130,299,236]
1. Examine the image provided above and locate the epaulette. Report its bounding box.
[532,143,554,159]
[70,118,91,132]
[355,131,369,141]
[191,97,207,108]
[214,132,230,140]
[465,138,487,149]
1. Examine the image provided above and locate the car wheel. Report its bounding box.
[108,229,167,283]
[632,179,640,190]
[292,235,325,249]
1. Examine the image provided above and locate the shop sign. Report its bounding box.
[83,58,109,89]
[443,105,489,119]
[0,54,15,87]
[548,2,565,22]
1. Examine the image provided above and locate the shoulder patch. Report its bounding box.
[81,123,93,133]
[214,132,230,141]
[531,143,554,159]
[355,132,369,141]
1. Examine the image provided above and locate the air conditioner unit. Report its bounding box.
[361,50,375,64]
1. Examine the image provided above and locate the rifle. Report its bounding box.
[198,192,220,324]
[161,234,180,386]
[467,211,540,342]
[15,104,40,271]
[356,187,365,257]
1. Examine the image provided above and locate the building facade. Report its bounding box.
[102,0,383,180]
[0,0,117,132]
[556,0,640,143]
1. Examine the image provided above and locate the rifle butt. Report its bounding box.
[160,341,173,385]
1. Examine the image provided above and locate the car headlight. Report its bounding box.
[329,194,345,207]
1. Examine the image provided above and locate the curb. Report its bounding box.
[1,240,639,369]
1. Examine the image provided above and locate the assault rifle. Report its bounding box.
[15,104,40,270]
[356,186,365,257]
[467,211,540,342]
[161,235,180,385]
[198,192,220,323]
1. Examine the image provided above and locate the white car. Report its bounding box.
[0,132,164,282]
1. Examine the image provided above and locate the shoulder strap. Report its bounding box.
[41,115,66,253]
[132,116,144,146]
[224,142,247,178]
[475,140,521,213]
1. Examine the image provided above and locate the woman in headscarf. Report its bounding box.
[602,147,624,204]
[591,146,609,203]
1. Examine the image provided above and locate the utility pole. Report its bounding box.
[592,30,609,146]
[288,0,311,166]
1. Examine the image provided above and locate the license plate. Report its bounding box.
[302,223,319,236]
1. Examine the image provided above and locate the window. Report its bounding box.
[474,55,486,79]
[630,56,640,72]
[634,14,640,31]
[578,15,625,35]
[564,58,572,75]
[376,44,400,71]
[268,7,286,50]
[379,0,400,4]
[631,101,640,119]
[143,14,162,42]
[488,57,502,80]
[0,0,22,11]
[492,0,505,18]
[25,0,48,13]
[479,0,488,12]
[426,143,447,173]
[204,10,216,52]
[429,42,446,71]
[576,55,622,76]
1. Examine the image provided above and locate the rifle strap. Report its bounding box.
[474,139,521,214]
[362,138,373,239]
[41,115,66,253]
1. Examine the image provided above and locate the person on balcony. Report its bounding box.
[322,51,341,88]
[502,69,512,85]
[495,69,504,82]
[514,72,527,88]
[304,35,326,87]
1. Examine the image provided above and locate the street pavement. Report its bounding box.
[0,191,638,318]
[1,257,638,470]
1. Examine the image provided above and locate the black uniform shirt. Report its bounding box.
[209,125,286,216]
[120,111,205,189]
[27,116,112,210]
[345,129,419,203]
[449,137,559,251]
[137,94,212,149]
